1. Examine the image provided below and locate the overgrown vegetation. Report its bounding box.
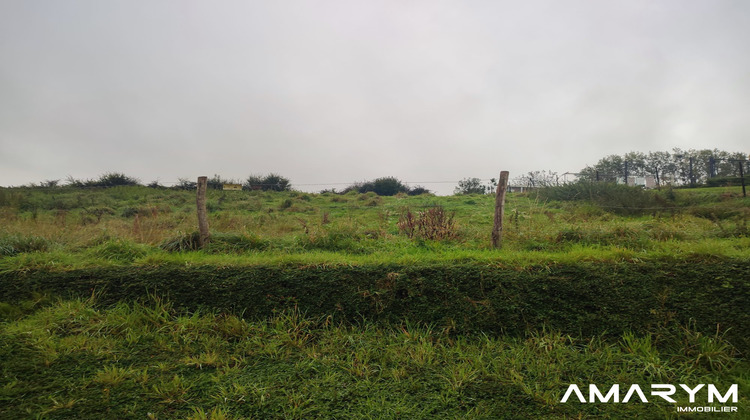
[0,183,747,258]
[398,206,458,240]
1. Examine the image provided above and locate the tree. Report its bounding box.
[644,151,673,186]
[579,155,624,183]
[513,170,559,188]
[580,148,747,186]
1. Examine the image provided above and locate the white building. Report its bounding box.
[617,175,656,188]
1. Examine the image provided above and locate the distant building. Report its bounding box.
[508,186,535,193]
[617,175,656,189]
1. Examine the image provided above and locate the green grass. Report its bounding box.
[1,298,747,419]
[1,184,748,418]
[0,184,748,273]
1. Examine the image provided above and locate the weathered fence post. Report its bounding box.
[196,176,210,248]
[491,171,509,249]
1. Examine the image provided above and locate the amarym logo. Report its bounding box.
[560,384,738,404]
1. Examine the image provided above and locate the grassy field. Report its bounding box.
[0,184,748,266]
[1,183,748,418]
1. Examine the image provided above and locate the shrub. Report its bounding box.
[172,178,197,190]
[370,177,409,196]
[342,177,412,196]
[454,178,490,195]
[94,173,141,187]
[68,173,141,188]
[407,186,431,196]
[244,173,292,192]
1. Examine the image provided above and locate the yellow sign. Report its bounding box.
[223,184,243,191]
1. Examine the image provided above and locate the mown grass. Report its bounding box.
[1,298,747,419]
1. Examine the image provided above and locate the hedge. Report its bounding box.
[1,258,748,352]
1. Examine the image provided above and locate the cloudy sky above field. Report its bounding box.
[1,0,749,194]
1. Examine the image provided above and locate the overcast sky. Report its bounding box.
[1,0,748,194]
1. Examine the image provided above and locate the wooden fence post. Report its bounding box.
[196,176,210,248]
[491,171,509,249]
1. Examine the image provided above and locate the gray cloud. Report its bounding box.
[1,0,749,193]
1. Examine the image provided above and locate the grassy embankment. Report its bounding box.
[1,297,748,419]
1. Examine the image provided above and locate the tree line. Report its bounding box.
[579,148,748,186]
[16,147,748,195]
[19,173,433,196]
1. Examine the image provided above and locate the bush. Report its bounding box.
[407,186,432,196]
[172,178,197,190]
[67,173,141,188]
[454,178,491,195]
[244,173,292,192]
[342,177,416,196]
[94,173,141,187]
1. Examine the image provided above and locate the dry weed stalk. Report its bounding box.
[398,206,458,241]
